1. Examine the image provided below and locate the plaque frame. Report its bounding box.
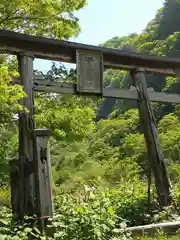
[76,49,103,94]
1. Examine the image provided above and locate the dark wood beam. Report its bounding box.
[12,76,180,104]
[0,30,180,76]
[33,80,180,104]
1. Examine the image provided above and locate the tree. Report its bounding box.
[0,59,25,125]
[35,94,96,141]
[0,0,87,39]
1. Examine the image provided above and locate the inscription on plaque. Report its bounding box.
[76,50,103,94]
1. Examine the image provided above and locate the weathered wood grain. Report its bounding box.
[131,69,172,206]
[18,54,35,219]
[76,50,103,94]
[32,79,180,104]
[0,29,180,76]
[34,129,53,232]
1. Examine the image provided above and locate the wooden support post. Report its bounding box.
[18,54,35,219]
[131,68,172,207]
[34,129,53,232]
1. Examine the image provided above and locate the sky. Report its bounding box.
[34,0,164,72]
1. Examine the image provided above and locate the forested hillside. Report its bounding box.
[99,0,180,118]
[1,0,180,239]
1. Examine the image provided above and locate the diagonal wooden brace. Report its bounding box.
[131,68,172,207]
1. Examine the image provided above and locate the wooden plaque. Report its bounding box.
[76,50,103,94]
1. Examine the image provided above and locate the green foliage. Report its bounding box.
[158,114,180,163]
[34,62,76,83]
[52,189,121,240]
[0,126,18,185]
[0,64,25,124]
[0,187,10,207]
[99,0,180,117]
[0,188,133,240]
[0,0,87,39]
[0,206,44,239]
[2,0,180,239]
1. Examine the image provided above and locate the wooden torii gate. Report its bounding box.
[1,30,180,228]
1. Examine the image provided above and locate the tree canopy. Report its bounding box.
[0,0,87,39]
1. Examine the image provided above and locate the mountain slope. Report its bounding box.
[98,0,180,119]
